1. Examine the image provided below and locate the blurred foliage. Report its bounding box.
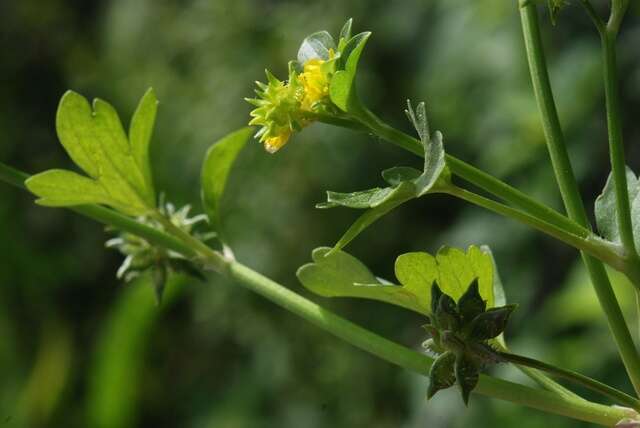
[1,0,640,427]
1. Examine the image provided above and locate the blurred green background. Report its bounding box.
[2,1,640,427]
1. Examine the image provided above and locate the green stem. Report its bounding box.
[494,341,584,402]
[444,185,624,271]
[0,162,194,257]
[499,351,640,411]
[519,0,640,397]
[517,365,585,402]
[2,163,637,425]
[601,28,639,268]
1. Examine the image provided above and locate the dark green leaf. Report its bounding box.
[297,247,430,314]
[201,127,252,237]
[468,304,517,341]
[455,353,479,405]
[427,351,456,399]
[457,279,486,325]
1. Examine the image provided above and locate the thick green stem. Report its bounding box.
[519,1,640,396]
[1,163,637,425]
[499,351,640,410]
[444,185,624,271]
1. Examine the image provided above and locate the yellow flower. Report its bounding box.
[246,53,335,153]
[299,50,334,111]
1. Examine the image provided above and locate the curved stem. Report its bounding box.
[1,162,637,425]
[443,185,624,272]
[519,0,640,396]
[499,351,640,411]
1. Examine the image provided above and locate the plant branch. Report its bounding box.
[318,113,588,239]
[498,351,640,411]
[1,162,637,425]
[443,185,625,272]
[518,0,640,396]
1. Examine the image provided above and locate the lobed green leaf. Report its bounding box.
[395,246,495,314]
[297,247,430,315]
[26,90,157,216]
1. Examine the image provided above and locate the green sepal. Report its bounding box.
[422,337,444,359]
[430,281,443,316]
[455,353,480,405]
[338,18,353,49]
[435,291,460,332]
[427,351,456,400]
[468,304,517,341]
[457,279,486,325]
[329,32,371,113]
